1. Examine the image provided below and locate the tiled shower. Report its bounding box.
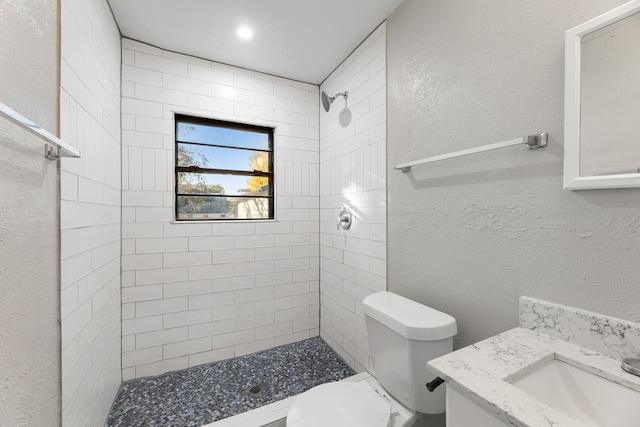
[319,24,387,373]
[59,0,122,425]
[119,38,321,381]
[57,0,388,424]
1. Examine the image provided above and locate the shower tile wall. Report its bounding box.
[59,0,122,425]
[319,23,387,372]
[120,39,320,380]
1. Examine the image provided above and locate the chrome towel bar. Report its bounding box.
[393,133,547,173]
[0,101,81,160]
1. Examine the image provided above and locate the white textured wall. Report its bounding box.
[59,0,122,425]
[0,0,59,133]
[0,2,60,425]
[120,39,320,379]
[319,24,387,373]
[387,0,640,353]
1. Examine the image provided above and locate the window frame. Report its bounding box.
[174,114,275,222]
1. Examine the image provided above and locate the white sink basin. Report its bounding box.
[511,359,640,427]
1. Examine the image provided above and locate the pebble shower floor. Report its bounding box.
[106,337,356,426]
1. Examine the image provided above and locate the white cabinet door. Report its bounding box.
[446,386,509,427]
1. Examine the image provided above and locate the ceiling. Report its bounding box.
[107,0,405,85]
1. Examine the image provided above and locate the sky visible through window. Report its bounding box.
[177,122,270,194]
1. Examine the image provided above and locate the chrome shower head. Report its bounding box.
[321,90,348,112]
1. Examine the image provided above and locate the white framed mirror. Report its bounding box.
[564,0,640,190]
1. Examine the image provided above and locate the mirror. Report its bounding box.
[564,0,640,189]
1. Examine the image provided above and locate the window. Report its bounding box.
[174,115,274,221]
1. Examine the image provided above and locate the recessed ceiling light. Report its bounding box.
[237,27,253,40]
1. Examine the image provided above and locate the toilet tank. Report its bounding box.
[363,292,457,415]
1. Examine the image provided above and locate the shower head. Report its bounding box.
[321,90,348,112]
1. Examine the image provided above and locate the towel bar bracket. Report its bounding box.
[45,144,60,160]
[525,132,548,149]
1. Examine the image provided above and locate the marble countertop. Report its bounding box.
[428,327,640,427]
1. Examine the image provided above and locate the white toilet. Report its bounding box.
[286,291,457,427]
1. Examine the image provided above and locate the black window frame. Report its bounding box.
[174,114,275,221]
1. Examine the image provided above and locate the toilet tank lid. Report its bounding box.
[363,292,457,341]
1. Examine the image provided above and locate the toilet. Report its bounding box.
[286,291,457,427]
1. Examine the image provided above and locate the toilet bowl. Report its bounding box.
[286,291,457,427]
[287,374,418,427]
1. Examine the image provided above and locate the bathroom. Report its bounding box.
[2,0,640,426]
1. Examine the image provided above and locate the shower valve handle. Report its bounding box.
[337,208,352,231]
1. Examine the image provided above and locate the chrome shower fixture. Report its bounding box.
[321,90,348,112]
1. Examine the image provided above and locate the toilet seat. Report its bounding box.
[286,381,391,427]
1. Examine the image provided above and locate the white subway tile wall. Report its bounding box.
[319,24,387,373]
[59,0,122,426]
[121,39,320,379]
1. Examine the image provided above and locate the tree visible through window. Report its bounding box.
[174,115,274,221]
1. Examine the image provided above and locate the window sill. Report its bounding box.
[170,219,278,224]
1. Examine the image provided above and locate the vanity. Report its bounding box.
[428,297,640,427]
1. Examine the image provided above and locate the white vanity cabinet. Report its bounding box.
[446,386,509,427]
